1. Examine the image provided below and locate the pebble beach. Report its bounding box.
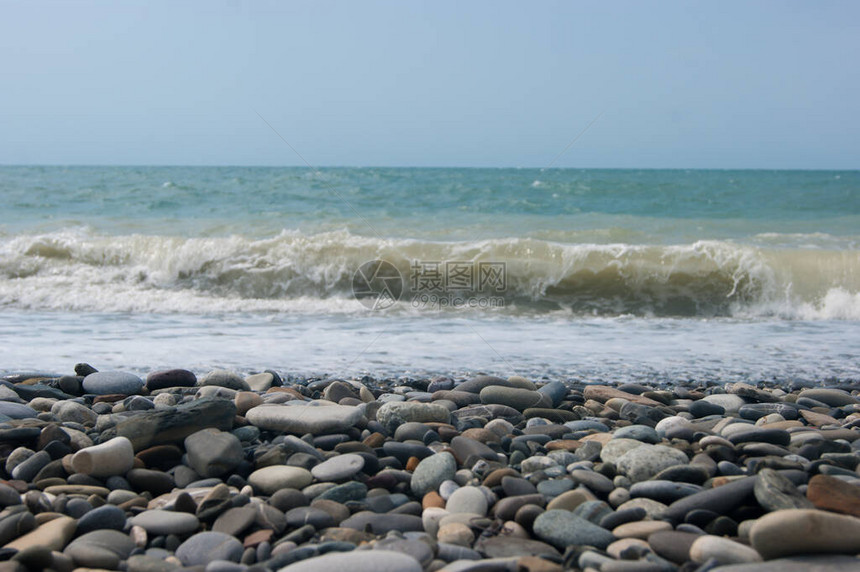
[1,365,859,572]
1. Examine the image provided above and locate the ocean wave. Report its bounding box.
[1,228,858,319]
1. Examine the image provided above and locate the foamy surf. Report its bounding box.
[2,228,858,319]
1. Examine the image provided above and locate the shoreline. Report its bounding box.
[0,366,859,570]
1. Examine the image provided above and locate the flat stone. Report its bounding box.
[754,468,813,512]
[807,474,860,517]
[248,466,313,495]
[750,508,860,559]
[51,401,98,425]
[4,515,77,552]
[630,480,703,504]
[582,386,662,406]
[76,505,127,535]
[130,510,200,535]
[277,550,422,572]
[340,511,424,534]
[83,371,144,395]
[376,402,450,434]
[689,534,763,565]
[174,531,244,566]
[479,386,551,412]
[476,536,560,559]
[648,530,701,564]
[661,476,756,523]
[533,509,615,550]
[798,388,859,407]
[0,402,38,419]
[311,453,365,481]
[63,529,135,569]
[612,520,672,539]
[246,403,363,435]
[704,555,860,571]
[101,397,236,451]
[212,506,257,536]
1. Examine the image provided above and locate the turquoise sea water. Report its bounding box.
[1,166,858,382]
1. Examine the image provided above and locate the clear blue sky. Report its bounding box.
[2,0,858,168]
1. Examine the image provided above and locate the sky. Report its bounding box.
[1,0,858,169]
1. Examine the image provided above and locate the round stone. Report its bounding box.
[311,453,365,481]
[446,486,489,516]
[411,452,457,497]
[82,371,144,395]
[175,531,244,566]
[533,509,615,550]
[615,444,689,483]
[248,466,313,495]
[63,529,135,569]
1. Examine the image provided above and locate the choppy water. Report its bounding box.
[1,166,858,382]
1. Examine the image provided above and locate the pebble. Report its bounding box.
[82,371,145,395]
[1,368,859,571]
[750,508,860,559]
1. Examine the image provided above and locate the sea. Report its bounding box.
[1,166,858,385]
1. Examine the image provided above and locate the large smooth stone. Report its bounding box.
[4,515,77,552]
[446,486,488,516]
[411,452,457,497]
[146,369,196,390]
[807,474,860,517]
[479,386,551,412]
[661,476,756,523]
[75,505,127,535]
[0,402,38,419]
[753,468,813,512]
[311,453,365,481]
[248,466,313,495]
[100,397,236,451]
[615,444,689,483]
[750,508,860,559]
[63,529,135,569]
[184,429,243,478]
[376,402,450,434]
[174,531,243,566]
[533,509,615,550]
[246,403,363,435]
[71,436,135,477]
[798,388,859,407]
[82,371,144,395]
[340,512,424,534]
[130,510,200,535]
[278,550,422,572]
[689,534,762,565]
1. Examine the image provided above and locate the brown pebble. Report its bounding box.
[807,474,860,517]
[243,528,274,548]
[362,432,386,448]
[422,491,445,509]
[405,456,420,471]
[545,439,581,452]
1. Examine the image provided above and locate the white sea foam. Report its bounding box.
[1,228,858,319]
